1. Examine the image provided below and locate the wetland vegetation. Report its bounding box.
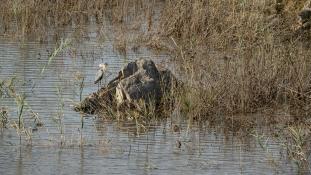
[1,0,311,174]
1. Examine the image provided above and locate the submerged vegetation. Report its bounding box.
[1,0,311,172]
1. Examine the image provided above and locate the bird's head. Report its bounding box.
[99,63,108,69]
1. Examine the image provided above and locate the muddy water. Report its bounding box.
[0,20,302,175]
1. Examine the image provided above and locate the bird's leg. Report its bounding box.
[104,74,107,87]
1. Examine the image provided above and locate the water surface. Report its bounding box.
[0,16,302,175]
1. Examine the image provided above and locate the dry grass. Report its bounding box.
[0,0,155,41]
[2,0,311,119]
[2,0,311,168]
[2,0,311,121]
[154,0,311,117]
[153,2,311,168]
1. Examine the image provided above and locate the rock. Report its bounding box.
[75,58,180,115]
[115,70,162,106]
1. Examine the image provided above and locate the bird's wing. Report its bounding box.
[94,69,103,84]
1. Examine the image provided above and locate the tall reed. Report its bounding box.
[55,85,65,146]
[41,38,71,75]
[156,0,311,117]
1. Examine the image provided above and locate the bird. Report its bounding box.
[94,63,108,86]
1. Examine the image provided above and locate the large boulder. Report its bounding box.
[75,58,179,114]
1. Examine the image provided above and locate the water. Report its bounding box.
[0,15,303,175]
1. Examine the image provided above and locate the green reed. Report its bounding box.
[16,94,25,130]
[55,85,65,146]
[41,38,71,75]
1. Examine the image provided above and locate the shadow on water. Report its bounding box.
[0,7,309,175]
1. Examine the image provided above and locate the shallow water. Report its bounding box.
[0,15,304,175]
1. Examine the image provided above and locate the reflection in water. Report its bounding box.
[16,147,23,175]
[0,116,299,174]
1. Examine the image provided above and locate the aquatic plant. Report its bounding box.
[79,77,85,102]
[0,80,3,98]
[0,77,38,144]
[79,77,85,145]
[286,125,310,168]
[41,38,71,75]
[15,94,25,130]
[73,71,86,144]
[251,123,311,172]
[251,131,271,152]
[53,85,65,146]
[30,110,44,128]
[0,77,17,98]
[0,108,8,128]
[11,92,35,144]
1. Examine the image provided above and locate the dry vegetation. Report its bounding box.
[1,0,311,118]
[155,1,311,168]
[1,0,311,117]
[0,0,154,41]
[2,0,311,169]
[156,0,311,117]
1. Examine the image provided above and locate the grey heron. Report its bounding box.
[94,63,108,86]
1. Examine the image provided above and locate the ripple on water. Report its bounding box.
[0,25,301,175]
